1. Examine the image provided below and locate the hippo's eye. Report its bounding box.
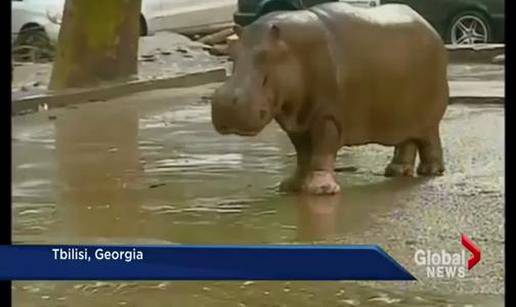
[262,75,268,87]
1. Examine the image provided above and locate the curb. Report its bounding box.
[12,66,504,116]
[446,44,504,64]
[12,68,227,116]
[449,96,504,104]
[449,80,504,102]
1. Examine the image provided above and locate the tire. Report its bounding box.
[14,24,50,47]
[260,1,297,15]
[447,11,491,45]
[13,24,53,62]
[139,15,148,36]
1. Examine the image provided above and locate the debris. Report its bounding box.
[492,54,505,64]
[334,166,358,173]
[38,103,48,111]
[175,47,189,54]
[226,34,239,44]
[140,55,157,62]
[140,53,158,62]
[149,183,166,189]
[198,28,234,45]
[208,44,230,56]
[12,41,55,63]
[199,96,211,104]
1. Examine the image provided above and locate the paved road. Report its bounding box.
[12,84,504,306]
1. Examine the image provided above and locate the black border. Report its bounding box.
[505,0,511,303]
[4,0,12,244]
[4,1,511,307]
[4,0,12,305]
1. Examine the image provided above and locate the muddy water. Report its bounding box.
[12,84,504,306]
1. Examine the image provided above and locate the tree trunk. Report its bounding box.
[49,0,142,90]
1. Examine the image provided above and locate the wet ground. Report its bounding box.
[12,83,504,306]
[447,63,504,81]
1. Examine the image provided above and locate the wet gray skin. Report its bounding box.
[12,84,503,306]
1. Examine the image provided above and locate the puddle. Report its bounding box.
[12,85,504,306]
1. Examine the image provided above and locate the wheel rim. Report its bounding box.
[451,15,488,45]
[18,29,48,46]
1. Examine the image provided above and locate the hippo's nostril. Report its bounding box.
[232,97,238,105]
[259,110,268,120]
[281,103,292,115]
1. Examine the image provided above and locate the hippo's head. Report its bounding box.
[211,21,299,136]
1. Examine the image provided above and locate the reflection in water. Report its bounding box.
[11,88,504,306]
[296,195,340,241]
[54,106,143,240]
[295,179,424,241]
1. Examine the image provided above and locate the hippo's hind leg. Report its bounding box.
[416,128,445,176]
[385,140,417,177]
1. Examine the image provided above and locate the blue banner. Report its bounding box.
[0,245,415,281]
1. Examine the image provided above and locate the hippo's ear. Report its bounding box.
[233,25,243,37]
[228,39,243,61]
[270,24,281,40]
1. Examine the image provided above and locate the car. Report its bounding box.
[11,0,64,46]
[143,0,237,35]
[234,0,379,26]
[382,0,504,44]
[233,0,504,44]
[11,0,237,46]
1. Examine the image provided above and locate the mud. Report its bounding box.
[12,84,504,306]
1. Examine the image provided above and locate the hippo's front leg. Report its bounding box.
[302,117,341,195]
[280,117,341,195]
[279,132,311,193]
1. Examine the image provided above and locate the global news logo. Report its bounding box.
[414,234,481,278]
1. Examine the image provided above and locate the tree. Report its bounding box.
[49,0,142,90]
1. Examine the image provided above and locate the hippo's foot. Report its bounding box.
[384,163,415,177]
[279,175,303,192]
[417,162,445,176]
[302,171,341,195]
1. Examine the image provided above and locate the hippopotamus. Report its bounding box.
[211,3,448,195]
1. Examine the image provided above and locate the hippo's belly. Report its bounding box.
[311,3,449,146]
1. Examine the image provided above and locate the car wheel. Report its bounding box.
[14,24,51,47]
[13,24,54,62]
[139,15,147,36]
[261,1,296,15]
[448,11,491,45]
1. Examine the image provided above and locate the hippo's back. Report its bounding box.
[310,3,437,32]
[308,3,448,145]
[309,3,444,55]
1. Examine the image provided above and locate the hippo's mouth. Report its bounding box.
[216,126,260,137]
